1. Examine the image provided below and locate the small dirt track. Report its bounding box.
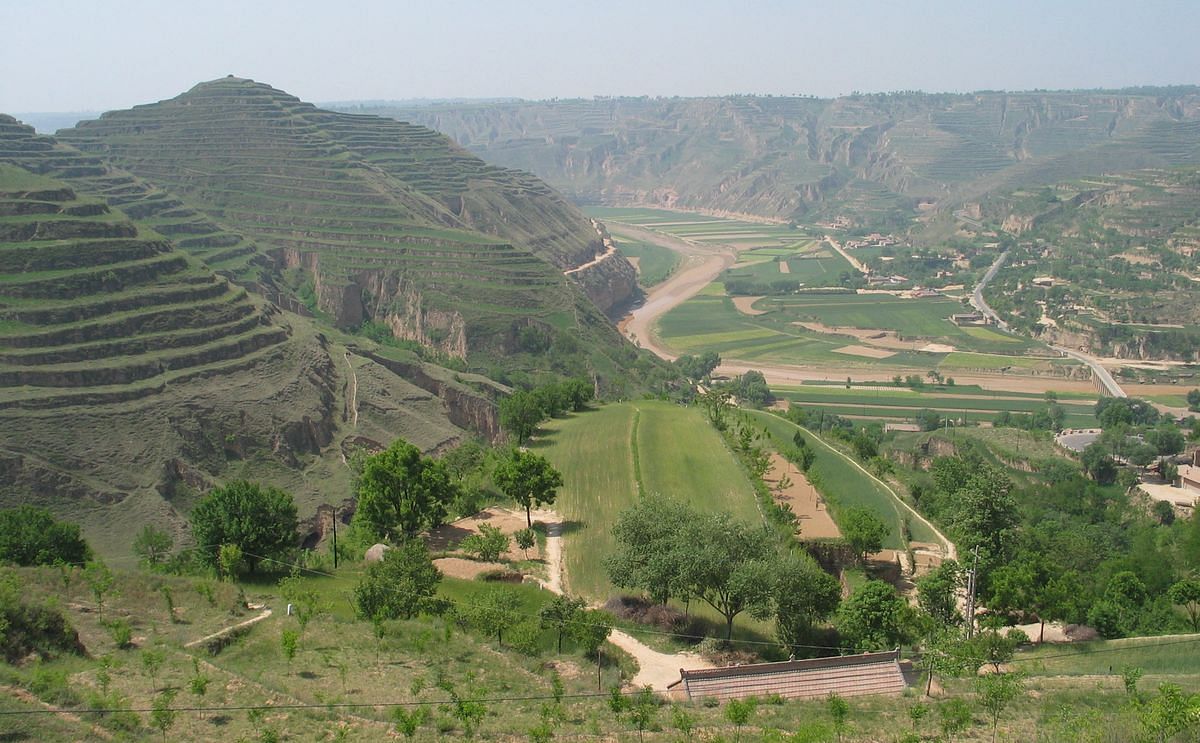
[184,606,273,649]
[532,508,712,690]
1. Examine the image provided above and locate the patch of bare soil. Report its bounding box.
[796,322,918,350]
[777,260,791,274]
[919,343,956,353]
[433,557,508,580]
[425,507,539,563]
[732,295,768,315]
[764,452,841,539]
[833,344,897,359]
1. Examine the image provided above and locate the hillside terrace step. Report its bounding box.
[0,312,263,366]
[0,252,189,299]
[0,277,228,325]
[0,237,168,273]
[0,324,286,388]
[0,289,251,347]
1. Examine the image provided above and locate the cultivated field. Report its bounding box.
[533,401,759,600]
[775,383,1100,428]
[742,410,941,548]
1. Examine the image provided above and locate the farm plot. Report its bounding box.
[534,401,759,600]
[608,228,680,286]
[742,409,936,548]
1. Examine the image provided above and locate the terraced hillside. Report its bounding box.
[0,117,502,555]
[977,167,1200,361]
[57,78,637,368]
[357,89,1200,230]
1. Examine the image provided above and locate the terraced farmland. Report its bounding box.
[534,401,759,600]
[57,78,636,368]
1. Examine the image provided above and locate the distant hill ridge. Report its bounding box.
[57,77,637,360]
[352,90,1200,229]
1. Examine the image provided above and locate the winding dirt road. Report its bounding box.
[615,223,738,359]
[531,509,712,690]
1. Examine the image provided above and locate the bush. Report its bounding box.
[603,596,685,631]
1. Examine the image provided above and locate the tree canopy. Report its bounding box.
[836,580,910,652]
[354,540,443,622]
[355,439,457,542]
[0,506,91,567]
[841,507,888,562]
[190,481,298,574]
[493,449,563,527]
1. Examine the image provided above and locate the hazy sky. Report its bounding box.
[3,0,1198,113]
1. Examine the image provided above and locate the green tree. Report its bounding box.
[974,672,1025,743]
[572,609,614,689]
[459,522,510,562]
[150,688,177,741]
[468,587,521,645]
[627,686,658,742]
[278,575,322,633]
[698,388,734,429]
[216,543,243,582]
[539,594,585,653]
[0,506,91,566]
[1081,442,1118,484]
[354,439,457,542]
[1139,682,1199,743]
[677,513,777,639]
[354,540,442,622]
[827,693,850,742]
[499,390,545,444]
[132,525,173,568]
[938,698,972,742]
[141,647,165,691]
[280,628,299,674]
[915,408,942,432]
[83,561,115,620]
[188,659,210,719]
[773,553,841,652]
[1187,388,1200,412]
[836,580,909,651]
[605,495,692,604]
[841,507,887,563]
[493,449,563,528]
[391,707,427,738]
[1168,579,1200,632]
[563,377,594,412]
[514,527,536,560]
[916,560,961,627]
[190,481,298,574]
[725,697,757,742]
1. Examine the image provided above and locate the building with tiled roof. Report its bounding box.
[667,650,906,702]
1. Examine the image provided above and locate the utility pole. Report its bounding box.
[965,545,981,639]
[331,505,338,570]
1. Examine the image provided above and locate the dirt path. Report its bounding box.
[532,508,712,690]
[184,607,273,649]
[825,235,868,275]
[612,222,738,360]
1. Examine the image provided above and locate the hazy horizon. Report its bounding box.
[3,0,1198,114]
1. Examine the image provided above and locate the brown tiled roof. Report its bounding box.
[668,650,905,701]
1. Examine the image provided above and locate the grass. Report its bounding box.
[533,401,759,601]
[1018,634,1200,677]
[608,230,679,286]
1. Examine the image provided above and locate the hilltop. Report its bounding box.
[0,115,534,555]
[56,77,639,373]
[353,90,1200,232]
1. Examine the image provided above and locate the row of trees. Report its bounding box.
[498,378,593,444]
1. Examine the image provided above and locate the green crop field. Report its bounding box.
[533,401,759,600]
[775,385,1098,427]
[608,231,679,286]
[1019,635,1200,678]
[656,286,1065,373]
[741,409,939,548]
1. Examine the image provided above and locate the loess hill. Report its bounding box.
[0,111,557,556]
[355,89,1200,231]
[56,77,638,367]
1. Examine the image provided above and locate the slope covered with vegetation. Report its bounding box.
[57,77,639,378]
[355,89,1200,231]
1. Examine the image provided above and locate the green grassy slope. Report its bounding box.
[533,401,759,600]
[56,78,638,375]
